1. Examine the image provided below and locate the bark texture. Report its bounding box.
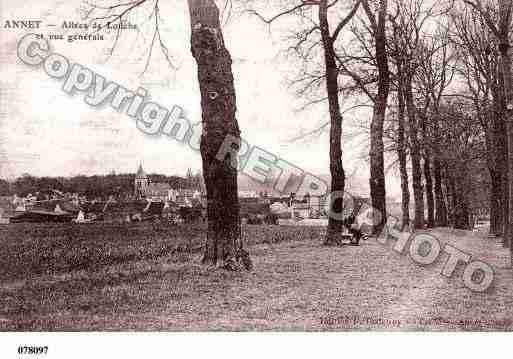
[319,0,346,245]
[396,76,410,230]
[421,113,435,228]
[367,0,390,235]
[487,99,504,235]
[188,0,251,270]
[423,151,435,227]
[433,155,447,226]
[404,76,425,229]
[496,0,513,257]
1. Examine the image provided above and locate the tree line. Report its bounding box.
[69,0,513,269]
[244,0,512,257]
[0,171,202,199]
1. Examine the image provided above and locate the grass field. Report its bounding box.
[0,222,511,331]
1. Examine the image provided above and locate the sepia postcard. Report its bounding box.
[0,0,512,356]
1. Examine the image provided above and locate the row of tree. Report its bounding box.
[75,0,511,269]
[0,170,203,199]
[381,0,512,245]
[245,0,512,255]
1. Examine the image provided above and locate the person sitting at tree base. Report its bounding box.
[343,214,363,246]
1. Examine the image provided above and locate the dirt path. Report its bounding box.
[1,227,511,330]
[380,228,511,330]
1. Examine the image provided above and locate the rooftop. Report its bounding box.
[136,164,148,179]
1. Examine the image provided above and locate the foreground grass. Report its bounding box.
[0,223,511,331]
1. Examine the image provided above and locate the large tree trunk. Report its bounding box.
[396,77,410,230]
[423,151,435,228]
[505,116,513,250]
[445,162,471,230]
[486,102,504,235]
[404,77,425,229]
[490,168,503,234]
[445,165,455,227]
[420,111,434,228]
[368,0,390,235]
[489,69,507,237]
[188,0,250,270]
[451,165,471,230]
[433,155,447,226]
[497,87,510,247]
[497,0,513,259]
[319,0,346,245]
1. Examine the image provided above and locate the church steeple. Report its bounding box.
[134,163,149,199]
[136,163,147,179]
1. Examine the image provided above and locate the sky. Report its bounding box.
[0,0,403,198]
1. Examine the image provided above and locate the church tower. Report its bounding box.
[134,163,149,199]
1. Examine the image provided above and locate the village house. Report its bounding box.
[134,164,173,201]
[238,190,259,199]
[146,182,173,202]
[0,196,15,223]
[174,188,203,207]
[262,193,331,219]
[134,164,203,207]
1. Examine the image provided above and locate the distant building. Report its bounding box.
[146,182,172,202]
[292,202,310,219]
[175,189,195,207]
[264,193,330,219]
[133,164,206,205]
[238,190,258,198]
[0,196,16,223]
[308,195,327,217]
[134,164,149,199]
[134,164,173,201]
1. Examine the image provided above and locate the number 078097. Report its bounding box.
[17,346,48,355]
